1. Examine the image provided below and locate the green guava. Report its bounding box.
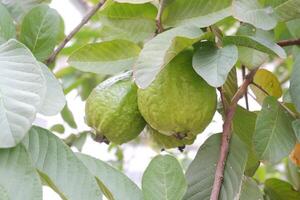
[147,126,196,149]
[85,72,146,144]
[138,50,217,139]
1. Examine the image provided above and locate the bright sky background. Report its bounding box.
[42,0,265,199]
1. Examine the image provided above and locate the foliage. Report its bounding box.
[0,0,300,199]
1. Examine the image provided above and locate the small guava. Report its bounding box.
[290,143,300,167]
[147,126,196,149]
[85,72,146,144]
[138,50,217,139]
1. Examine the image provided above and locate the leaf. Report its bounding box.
[223,68,238,104]
[38,63,66,116]
[183,134,248,200]
[114,0,153,3]
[68,40,141,75]
[264,178,300,199]
[232,0,277,30]
[239,177,264,200]
[0,3,16,43]
[50,124,65,134]
[274,0,300,22]
[142,155,187,200]
[61,104,77,129]
[0,39,45,148]
[293,119,300,141]
[0,0,51,21]
[0,145,42,200]
[253,96,296,163]
[77,153,143,200]
[97,1,157,43]
[192,42,238,87]
[20,4,62,61]
[134,26,205,89]
[162,0,232,28]
[286,159,300,191]
[22,126,103,200]
[223,35,286,58]
[250,69,282,104]
[290,56,300,112]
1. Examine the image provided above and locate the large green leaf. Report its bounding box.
[290,56,300,112]
[162,0,232,28]
[77,153,143,200]
[264,178,300,199]
[68,40,141,75]
[142,155,187,200]
[253,96,296,163]
[0,0,51,21]
[232,0,277,30]
[223,35,286,58]
[274,0,300,22]
[0,145,42,200]
[292,119,300,141]
[0,3,15,44]
[20,4,62,61]
[22,126,102,200]
[192,42,238,87]
[0,39,45,148]
[98,1,157,43]
[183,134,248,200]
[38,63,66,116]
[134,26,205,88]
[239,177,264,200]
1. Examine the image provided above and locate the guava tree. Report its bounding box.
[0,0,300,199]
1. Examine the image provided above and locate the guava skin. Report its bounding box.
[147,126,196,149]
[138,51,217,138]
[85,73,146,144]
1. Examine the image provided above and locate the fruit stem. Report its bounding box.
[210,69,257,200]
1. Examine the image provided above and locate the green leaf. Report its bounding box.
[290,56,300,112]
[223,35,286,58]
[264,178,300,199]
[20,4,62,61]
[232,0,277,30]
[274,0,300,22]
[253,96,296,163]
[250,69,283,104]
[98,1,157,43]
[77,153,143,200]
[292,119,300,141]
[0,3,16,44]
[0,145,42,200]
[223,68,238,104]
[50,124,65,134]
[0,39,45,148]
[38,63,66,116]
[61,104,78,129]
[162,0,232,28]
[192,42,238,87]
[22,126,102,200]
[68,40,141,75]
[183,134,248,200]
[239,177,264,200]
[142,155,187,200]
[134,26,205,89]
[114,0,153,3]
[0,0,51,21]
[286,159,300,191]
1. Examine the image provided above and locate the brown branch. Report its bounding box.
[155,0,165,34]
[45,0,105,65]
[210,69,258,200]
[277,38,300,47]
[242,65,249,110]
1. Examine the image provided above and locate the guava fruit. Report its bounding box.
[138,50,217,139]
[85,72,146,144]
[290,143,300,167]
[147,126,196,149]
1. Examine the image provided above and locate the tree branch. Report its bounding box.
[45,0,105,65]
[155,0,165,34]
[210,69,258,200]
[277,38,300,47]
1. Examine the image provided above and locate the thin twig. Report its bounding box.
[218,87,228,112]
[210,69,258,200]
[277,38,300,47]
[155,0,165,34]
[45,0,105,65]
[242,66,249,110]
